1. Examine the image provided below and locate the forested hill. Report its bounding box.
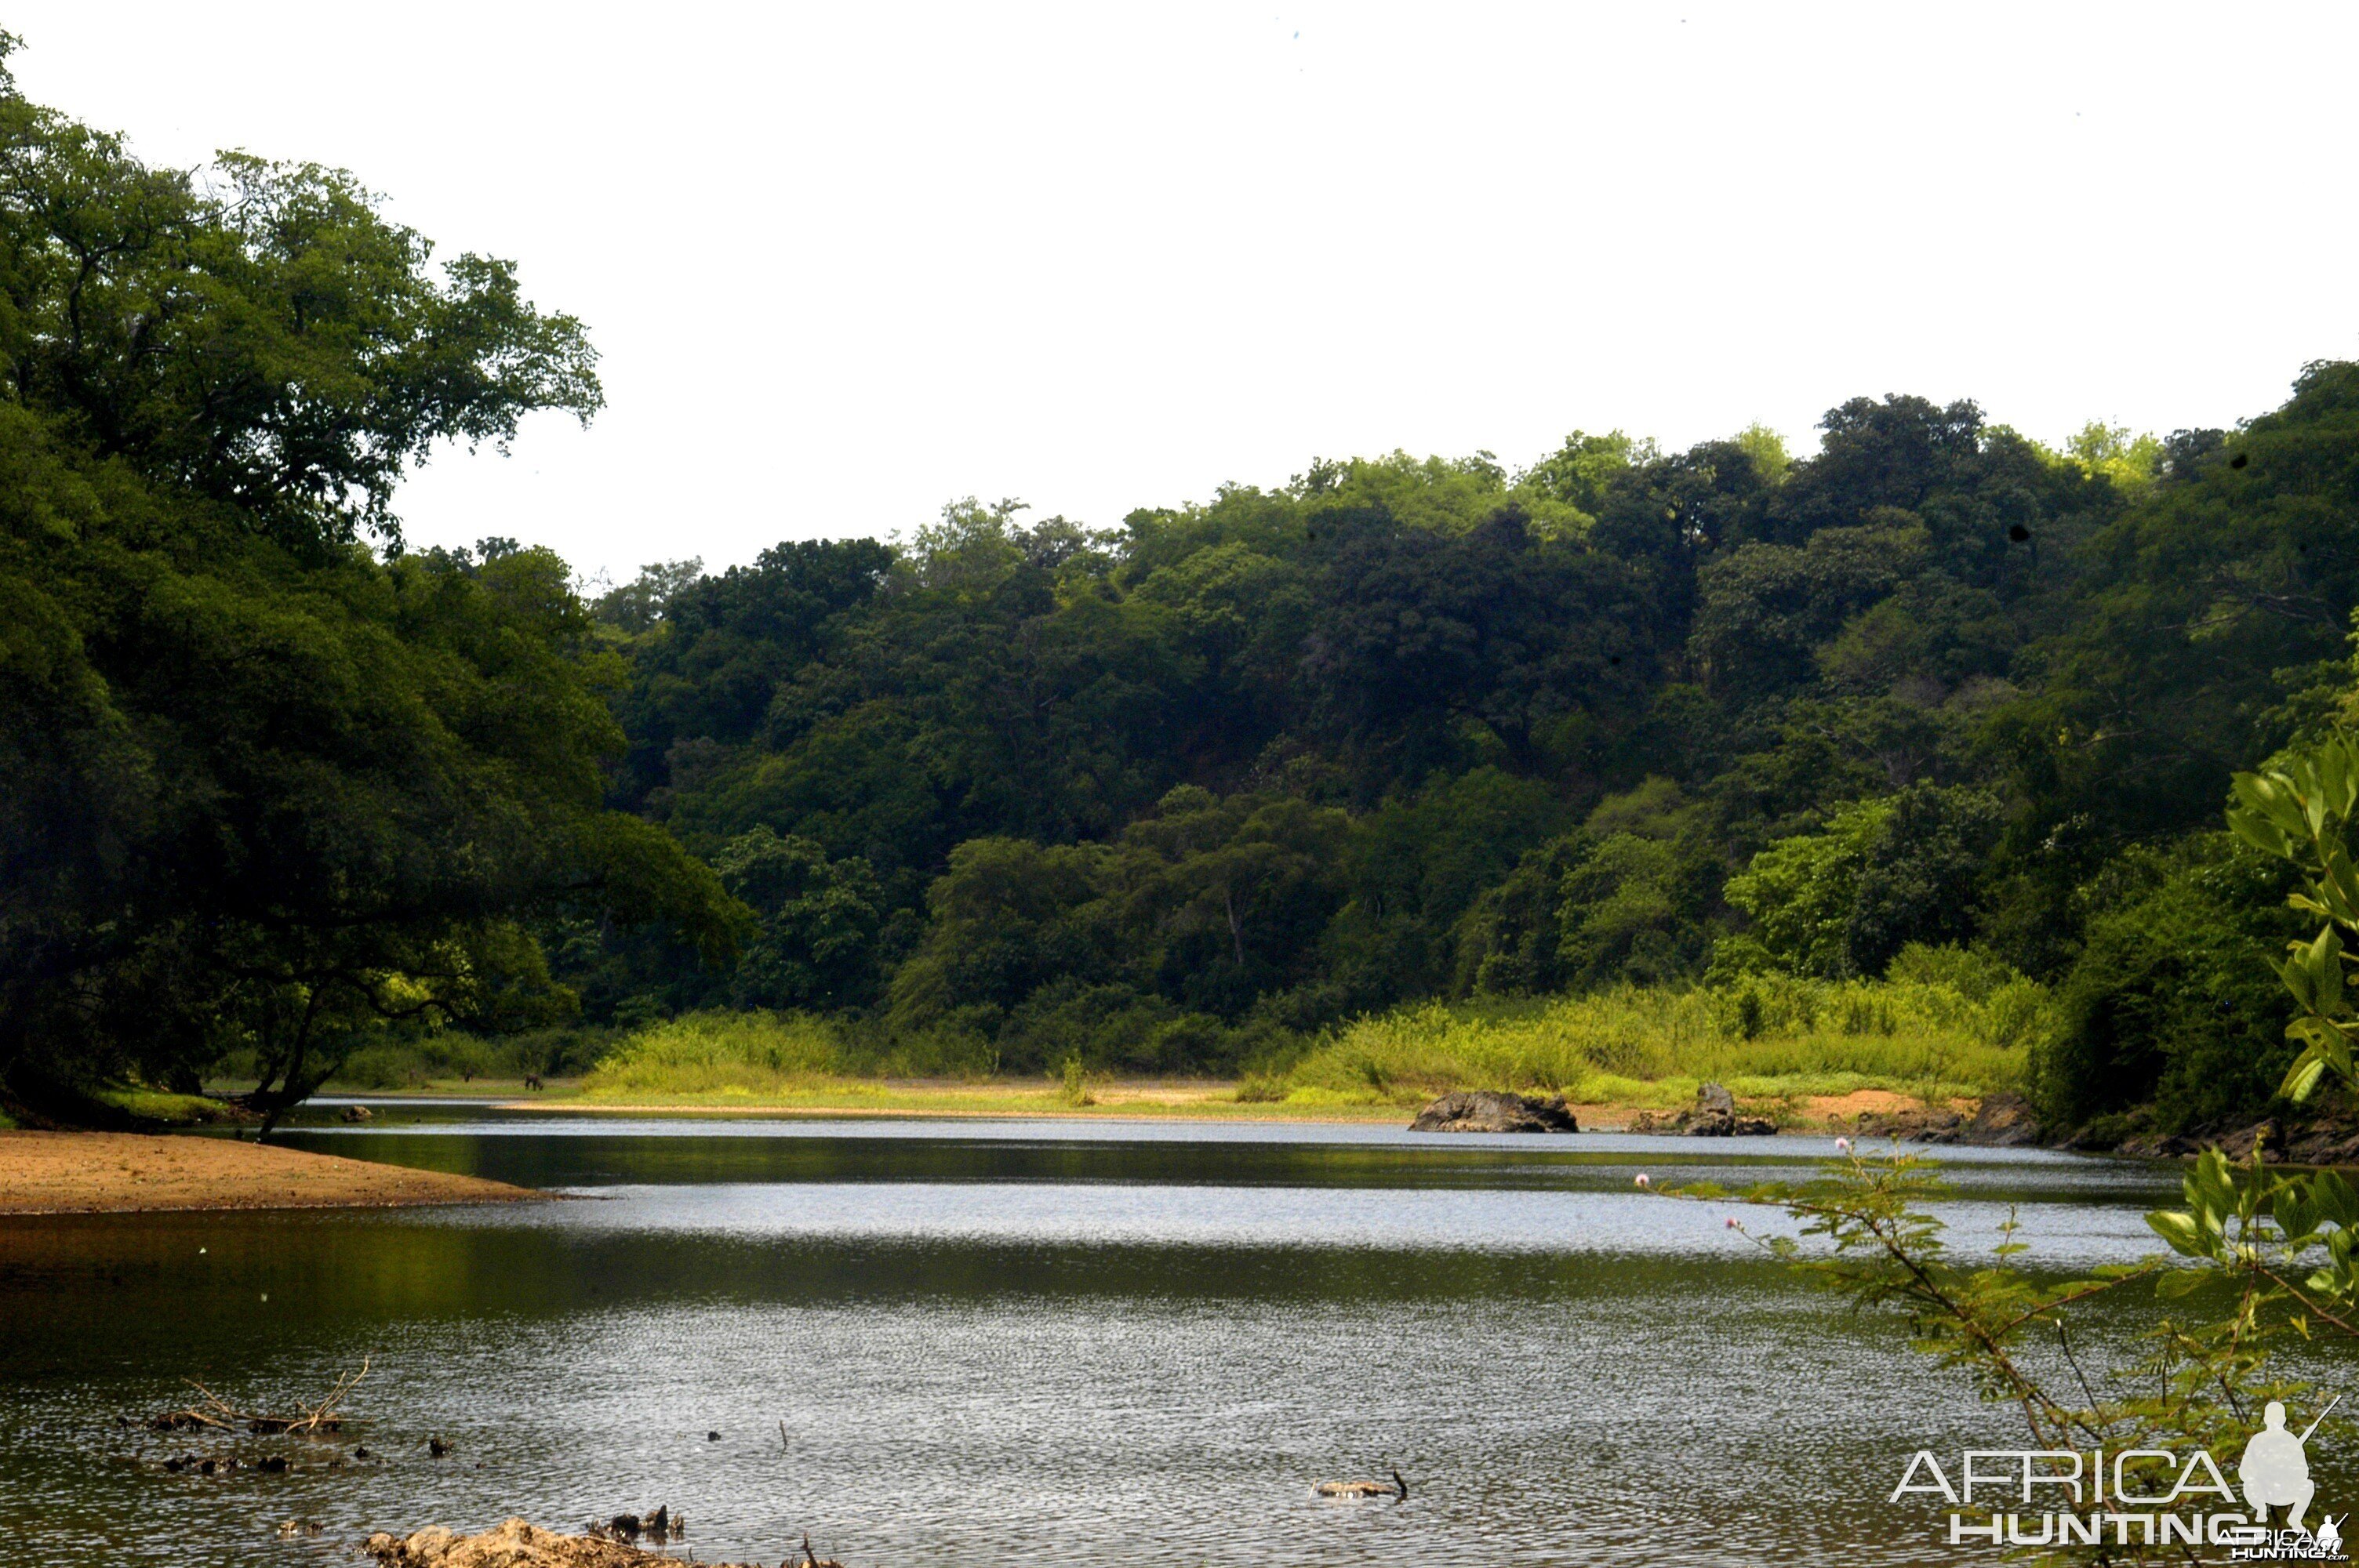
[5,55,2357,1137]
[572,372,2359,1123]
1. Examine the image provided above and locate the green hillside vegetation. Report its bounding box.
[558,384,2359,1138]
[5,54,2357,1140]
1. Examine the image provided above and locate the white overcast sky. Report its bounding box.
[9,3,2357,581]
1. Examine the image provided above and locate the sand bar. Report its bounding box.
[0,1130,544,1214]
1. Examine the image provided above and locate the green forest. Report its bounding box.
[4,54,2356,1140]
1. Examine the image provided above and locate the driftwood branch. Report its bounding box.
[146,1356,369,1435]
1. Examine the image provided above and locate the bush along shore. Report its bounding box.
[212,949,2353,1160]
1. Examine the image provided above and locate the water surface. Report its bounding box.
[0,1111,2308,1566]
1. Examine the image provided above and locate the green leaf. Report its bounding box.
[2146,1210,2209,1258]
[2314,1170,2359,1231]
[2282,1051,2330,1105]
[2276,1185,2319,1247]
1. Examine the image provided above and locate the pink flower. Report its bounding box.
[1634,1173,1652,1189]
[1725,1216,1740,1229]
[1834,1137,1853,1155]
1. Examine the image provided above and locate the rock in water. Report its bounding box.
[1633,1082,1776,1137]
[1960,1091,2041,1147]
[365,1519,764,1568]
[1685,1082,1738,1136]
[1408,1091,1578,1134]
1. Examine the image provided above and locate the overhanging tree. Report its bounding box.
[0,48,737,1127]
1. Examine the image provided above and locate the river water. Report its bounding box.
[0,1109,2326,1566]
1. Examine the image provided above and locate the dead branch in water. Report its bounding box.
[1314,1465,1408,1501]
[144,1356,369,1435]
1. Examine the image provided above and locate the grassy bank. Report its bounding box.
[505,964,2044,1121]
[1254,970,2041,1111]
[558,1011,1394,1118]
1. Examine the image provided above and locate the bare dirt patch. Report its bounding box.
[1804,1089,1971,1121]
[0,1131,544,1214]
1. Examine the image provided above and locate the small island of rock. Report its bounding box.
[1408,1091,1579,1134]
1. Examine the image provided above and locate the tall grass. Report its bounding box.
[1270,971,2048,1109]
[579,1011,841,1099]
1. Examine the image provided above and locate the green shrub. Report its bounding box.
[313,1025,621,1090]
[89,1088,248,1126]
[1271,970,2041,1107]
[581,1011,841,1099]
[1885,942,2021,1001]
[2030,834,2302,1131]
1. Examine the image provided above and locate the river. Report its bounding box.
[0,1109,2314,1565]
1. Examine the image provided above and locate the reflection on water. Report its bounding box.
[0,1115,2314,1566]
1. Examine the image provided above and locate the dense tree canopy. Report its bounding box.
[563,361,2359,1134]
[7,53,2355,1138]
[0,55,732,1125]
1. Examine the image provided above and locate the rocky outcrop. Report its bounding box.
[1852,1106,1966,1142]
[2114,1116,2343,1162]
[1408,1091,1579,1134]
[364,1519,772,1568]
[1962,1091,2042,1147]
[2043,1103,2359,1163]
[2284,1123,2359,1165]
[1629,1082,1777,1137]
[1843,1092,2043,1147]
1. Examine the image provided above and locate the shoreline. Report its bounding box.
[489,1096,1408,1124]
[0,1131,548,1215]
[431,1083,1960,1132]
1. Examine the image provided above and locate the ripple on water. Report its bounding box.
[0,1121,2257,1567]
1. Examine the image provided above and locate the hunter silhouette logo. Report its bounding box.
[2241,1398,2331,1531]
[1887,1394,2347,1559]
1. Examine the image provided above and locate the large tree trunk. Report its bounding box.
[256,990,327,1138]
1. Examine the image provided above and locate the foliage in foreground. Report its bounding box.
[2230,731,2359,1112]
[1675,1145,2352,1564]
[1666,731,2359,1562]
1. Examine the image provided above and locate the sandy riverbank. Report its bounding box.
[0,1131,547,1214]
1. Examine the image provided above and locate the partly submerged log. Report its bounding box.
[1315,1467,1408,1501]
